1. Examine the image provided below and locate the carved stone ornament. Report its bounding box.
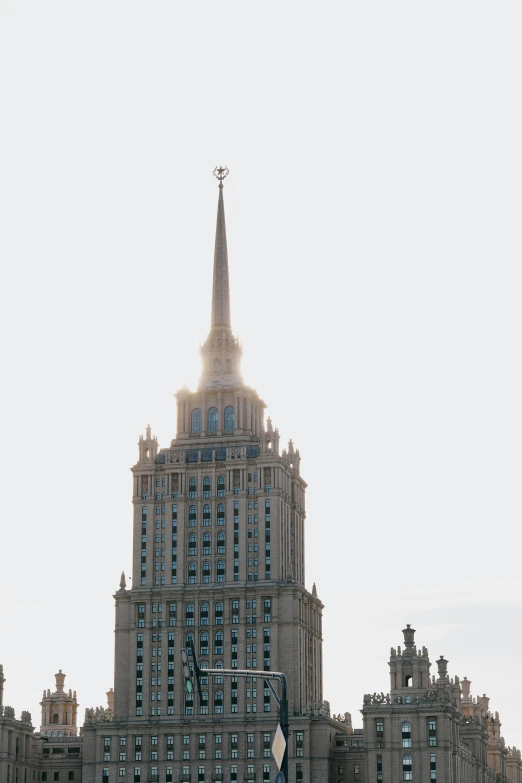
[141,476,148,494]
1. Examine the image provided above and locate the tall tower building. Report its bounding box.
[81,171,340,783]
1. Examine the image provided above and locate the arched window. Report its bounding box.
[207,407,218,434]
[52,714,59,725]
[185,632,194,647]
[185,603,195,626]
[224,405,235,431]
[203,504,211,527]
[199,661,209,685]
[200,690,209,715]
[214,690,224,714]
[213,660,223,684]
[189,477,197,499]
[185,691,194,715]
[203,476,211,498]
[203,533,211,555]
[188,533,197,556]
[214,602,224,624]
[202,560,211,584]
[191,409,201,434]
[200,632,209,657]
[217,560,225,583]
[404,674,412,687]
[214,631,223,655]
[58,731,63,737]
[402,723,412,748]
[200,602,209,625]
[402,755,412,781]
[189,505,197,527]
[217,475,225,497]
[217,531,225,554]
[51,732,56,737]
[217,504,225,525]
[188,561,197,584]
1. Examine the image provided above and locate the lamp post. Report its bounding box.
[181,647,289,783]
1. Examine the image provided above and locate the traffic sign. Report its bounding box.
[180,649,194,693]
[272,724,286,770]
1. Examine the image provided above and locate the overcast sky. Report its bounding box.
[1,0,521,746]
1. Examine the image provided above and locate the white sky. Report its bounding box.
[1,0,521,745]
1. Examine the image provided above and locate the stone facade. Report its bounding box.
[0,665,83,783]
[331,626,522,783]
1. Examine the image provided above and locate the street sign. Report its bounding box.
[180,649,194,693]
[274,772,285,783]
[272,724,286,770]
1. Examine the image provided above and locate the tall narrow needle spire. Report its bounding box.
[211,166,231,329]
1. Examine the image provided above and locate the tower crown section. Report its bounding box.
[389,625,431,694]
[40,670,78,737]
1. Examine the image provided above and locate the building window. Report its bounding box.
[200,602,209,625]
[430,753,436,781]
[186,603,195,625]
[203,504,211,527]
[214,631,223,655]
[428,718,437,746]
[192,409,201,433]
[214,601,223,624]
[200,690,209,715]
[188,533,197,556]
[296,765,303,782]
[200,632,209,656]
[189,505,197,527]
[213,660,223,684]
[217,560,225,583]
[402,722,411,748]
[217,476,225,497]
[203,533,211,555]
[203,476,211,498]
[185,691,194,715]
[402,755,412,781]
[216,504,225,526]
[188,561,197,584]
[224,406,235,431]
[214,690,224,714]
[208,407,218,433]
[189,477,197,499]
[202,560,211,583]
[376,754,383,783]
[217,531,225,553]
[296,731,303,756]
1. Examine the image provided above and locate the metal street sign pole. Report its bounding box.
[181,658,289,783]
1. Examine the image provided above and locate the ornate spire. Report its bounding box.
[211,167,231,329]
